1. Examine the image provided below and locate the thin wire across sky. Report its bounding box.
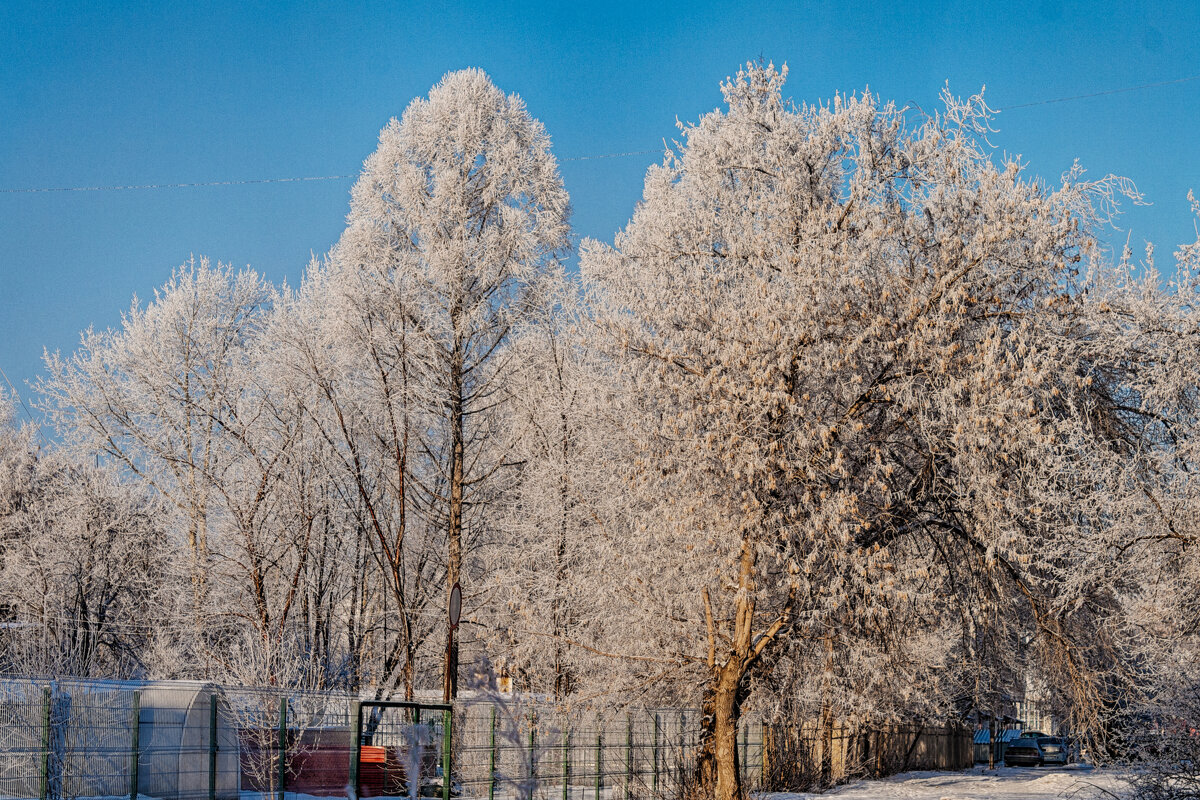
[0,151,659,194]
[2,72,1198,195]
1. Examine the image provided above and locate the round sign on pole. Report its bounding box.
[449,582,462,628]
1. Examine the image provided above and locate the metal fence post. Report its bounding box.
[39,686,51,800]
[277,697,288,800]
[652,714,659,796]
[625,714,632,800]
[741,723,748,785]
[760,721,766,787]
[529,713,537,793]
[348,701,362,799]
[129,691,140,800]
[677,712,685,795]
[562,728,570,800]
[442,709,453,800]
[208,694,218,800]
[594,729,602,800]
[488,706,497,800]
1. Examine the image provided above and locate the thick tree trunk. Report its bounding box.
[819,636,834,786]
[696,660,746,800]
[694,537,796,800]
[819,702,834,787]
[695,540,758,800]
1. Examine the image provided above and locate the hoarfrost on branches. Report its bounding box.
[6,64,1200,800]
[331,68,571,699]
[577,61,1200,800]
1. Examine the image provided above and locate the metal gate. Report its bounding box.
[349,700,453,800]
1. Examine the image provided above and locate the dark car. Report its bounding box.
[1004,736,1046,766]
[1037,736,1069,765]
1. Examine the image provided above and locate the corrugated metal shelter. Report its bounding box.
[972,727,1025,763]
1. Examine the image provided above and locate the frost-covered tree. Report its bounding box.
[1080,212,1200,764]
[476,265,613,697]
[0,391,165,677]
[267,264,444,697]
[332,68,570,699]
[39,257,270,645]
[580,63,1200,799]
[198,317,330,687]
[0,388,37,532]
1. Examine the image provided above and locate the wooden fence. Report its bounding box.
[761,721,973,791]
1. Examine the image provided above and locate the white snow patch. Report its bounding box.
[758,765,1129,800]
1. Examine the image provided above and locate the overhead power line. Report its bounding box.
[0,150,659,194]
[0,363,39,426]
[563,149,656,162]
[1,71,1197,195]
[0,174,356,194]
[994,73,1200,111]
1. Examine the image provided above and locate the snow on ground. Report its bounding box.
[760,765,1128,800]
[22,770,1126,800]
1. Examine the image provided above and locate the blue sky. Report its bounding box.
[2,0,1199,403]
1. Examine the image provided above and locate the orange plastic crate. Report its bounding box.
[359,745,387,764]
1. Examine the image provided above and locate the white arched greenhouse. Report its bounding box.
[0,678,239,800]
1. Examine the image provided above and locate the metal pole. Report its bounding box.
[39,686,50,800]
[129,691,140,800]
[488,706,497,800]
[530,713,537,794]
[594,730,601,800]
[348,701,362,800]
[677,712,685,795]
[445,584,461,704]
[209,694,218,800]
[760,721,766,787]
[652,714,659,797]
[741,723,748,786]
[562,729,570,800]
[625,715,632,800]
[277,698,288,800]
[442,709,453,800]
[443,627,454,704]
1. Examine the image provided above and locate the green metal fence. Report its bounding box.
[450,702,769,800]
[1,679,240,800]
[12,678,970,800]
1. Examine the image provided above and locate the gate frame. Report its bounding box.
[349,700,454,800]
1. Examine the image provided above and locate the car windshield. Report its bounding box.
[1038,737,1060,745]
[1011,738,1038,747]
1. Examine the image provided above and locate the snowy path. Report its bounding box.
[762,765,1126,800]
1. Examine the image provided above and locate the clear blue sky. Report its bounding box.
[2,0,1199,404]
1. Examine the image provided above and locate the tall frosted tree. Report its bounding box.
[581,63,1200,799]
[39,257,270,650]
[478,265,619,697]
[268,262,443,698]
[333,69,570,698]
